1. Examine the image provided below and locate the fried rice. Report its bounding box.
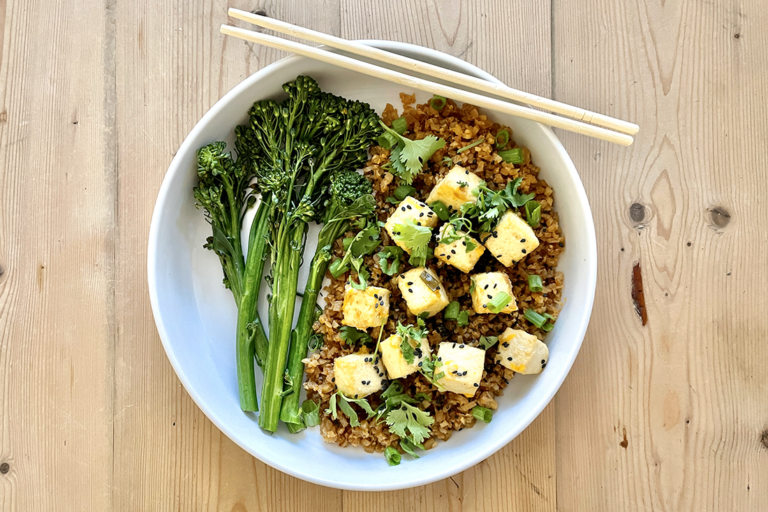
[303,93,565,454]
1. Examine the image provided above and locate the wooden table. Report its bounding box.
[1,0,767,510]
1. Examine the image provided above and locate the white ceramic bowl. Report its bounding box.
[148,41,596,491]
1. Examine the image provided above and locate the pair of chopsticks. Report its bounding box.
[221,8,638,146]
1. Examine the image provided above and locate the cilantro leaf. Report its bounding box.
[420,354,446,391]
[301,400,321,427]
[339,326,372,345]
[351,224,381,256]
[478,335,499,350]
[379,120,446,184]
[462,177,535,232]
[385,402,434,445]
[391,219,432,267]
[376,246,404,276]
[326,391,376,427]
[395,321,428,365]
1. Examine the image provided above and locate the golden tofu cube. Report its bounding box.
[470,272,518,314]
[384,196,439,254]
[496,328,549,374]
[425,165,484,211]
[436,342,485,397]
[341,285,390,330]
[397,267,451,317]
[481,209,539,267]
[380,334,431,379]
[435,224,485,273]
[333,353,385,399]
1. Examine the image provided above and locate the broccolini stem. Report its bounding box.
[279,245,332,431]
[259,223,307,432]
[235,199,270,411]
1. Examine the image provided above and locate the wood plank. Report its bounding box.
[339,0,554,510]
[111,1,346,510]
[553,0,768,510]
[0,0,114,510]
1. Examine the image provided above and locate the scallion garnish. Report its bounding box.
[472,406,493,423]
[499,147,524,164]
[495,129,510,149]
[391,116,408,135]
[377,131,400,150]
[525,200,541,227]
[528,275,544,293]
[429,200,450,221]
[430,95,447,111]
[523,309,555,331]
[478,336,498,350]
[444,301,460,321]
[328,258,346,279]
[457,137,484,153]
[457,310,469,327]
[301,400,321,428]
[393,185,417,201]
[486,292,512,314]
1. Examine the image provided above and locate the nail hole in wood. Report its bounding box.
[708,206,731,229]
[761,430,768,450]
[734,33,740,39]
[629,202,645,223]
[251,8,267,16]
[0,264,4,277]
[687,242,692,247]
[0,463,9,474]
[619,428,628,449]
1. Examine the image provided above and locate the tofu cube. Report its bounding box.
[384,196,439,254]
[436,342,485,397]
[435,224,485,273]
[426,165,484,211]
[333,353,386,399]
[397,267,450,317]
[481,209,539,267]
[496,328,549,375]
[470,272,518,314]
[380,334,431,379]
[341,285,390,330]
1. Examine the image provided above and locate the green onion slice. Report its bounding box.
[328,258,347,279]
[495,129,510,149]
[487,292,512,314]
[457,310,469,327]
[523,309,555,331]
[444,301,460,321]
[499,147,524,164]
[429,95,447,111]
[391,116,408,135]
[301,400,321,428]
[384,446,401,466]
[457,137,484,153]
[393,185,416,201]
[525,200,541,228]
[377,131,400,150]
[472,406,493,423]
[528,275,544,293]
[429,200,450,221]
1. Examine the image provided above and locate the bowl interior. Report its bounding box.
[148,41,596,491]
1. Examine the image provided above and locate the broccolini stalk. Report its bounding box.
[280,176,376,432]
[251,77,382,432]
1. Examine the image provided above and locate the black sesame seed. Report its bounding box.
[416,222,421,226]
[428,212,434,216]
[401,207,406,212]
[438,357,442,361]
[447,255,451,260]
[483,304,487,308]
[502,342,509,348]
[407,281,413,285]
[541,359,546,365]
[487,294,493,299]
[473,383,479,387]
[355,394,359,398]
[462,241,466,246]
[497,254,502,258]
[520,238,526,243]
[408,288,413,293]
[451,249,456,254]
[484,284,489,290]
[420,212,424,217]
[465,170,469,174]
[522,249,527,254]
[493,231,498,238]
[375,303,378,308]
[507,357,513,361]
[493,283,497,289]
[459,344,464,348]
[542,363,547,369]
[418,362,423,367]
[406,204,413,210]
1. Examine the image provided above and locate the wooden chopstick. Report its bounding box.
[220,24,634,146]
[228,8,639,137]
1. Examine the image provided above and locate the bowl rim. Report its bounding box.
[148,39,597,490]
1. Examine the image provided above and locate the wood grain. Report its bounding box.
[553,0,768,510]
[1,0,767,510]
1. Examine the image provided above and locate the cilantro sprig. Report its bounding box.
[379,120,446,184]
[326,391,376,427]
[395,318,428,365]
[339,326,373,345]
[391,218,432,266]
[385,402,434,445]
[376,246,404,276]
[461,177,536,232]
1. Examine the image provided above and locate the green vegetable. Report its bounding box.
[339,326,373,345]
[495,129,510,149]
[457,310,469,327]
[429,95,447,111]
[472,406,493,423]
[441,156,454,167]
[444,301,460,321]
[399,437,425,459]
[393,185,417,201]
[301,400,321,428]
[376,246,404,276]
[438,221,477,253]
[376,381,423,420]
[242,76,381,432]
[377,131,400,150]
[419,355,446,391]
[429,200,450,221]
[391,219,432,267]
[469,277,476,294]
[499,147,524,164]
[395,320,428,365]
[525,200,541,227]
[194,142,269,412]
[326,391,376,427]
[461,177,535,232]
[528,274,544,293]
[524,309,555,331]
[391,116,408,135]
[379,120,446,184]
[385,402,434,445]
[384,446,402,466]
[457,137,484,153]
[487,292,512,314]
[478,336,498,350]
